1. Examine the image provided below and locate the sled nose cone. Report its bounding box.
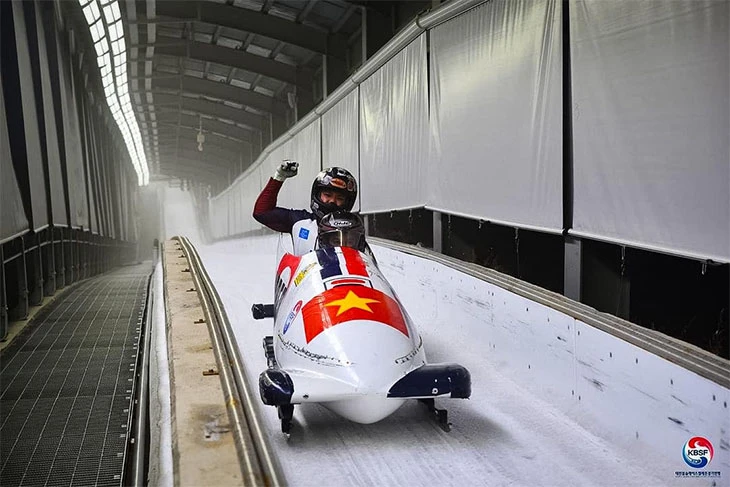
[259,369,294,405]
[387,364,472,399]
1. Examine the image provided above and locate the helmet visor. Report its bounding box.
[319,229,365,251]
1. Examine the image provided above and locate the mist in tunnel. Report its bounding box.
[159,184,205,247]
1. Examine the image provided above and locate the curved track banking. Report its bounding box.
[197,235,680,487]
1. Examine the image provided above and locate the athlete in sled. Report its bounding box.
[252,212,471,434]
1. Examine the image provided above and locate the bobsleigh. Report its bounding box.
[252,238,471,434]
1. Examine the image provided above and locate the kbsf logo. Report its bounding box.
[682,437,714,469]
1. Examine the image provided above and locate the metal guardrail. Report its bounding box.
[129,267,154,487]
[177,236,285,487]
[370,237,730,390]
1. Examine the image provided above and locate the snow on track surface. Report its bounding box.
[197,236,676,487]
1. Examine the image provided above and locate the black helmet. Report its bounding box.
[318,211,366,252]
[310,167,357,220]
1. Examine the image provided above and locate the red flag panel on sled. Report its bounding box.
[302,285,408,343]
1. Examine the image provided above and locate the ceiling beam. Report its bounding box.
[157,154,231,168]
[157,146,239,166]
[149,73,287,114]
[333,5,358,33]
[151,125,251,151]
[150,112,260,141]
[141,93,265,130]
[153,121,252,145]
[154,133,248,153]
[297,0,318,23]
[154,129,247,152]
[155,1,346,57]
[154,40,309,86]
[156,164,226,184]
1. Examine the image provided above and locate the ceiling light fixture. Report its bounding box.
[197,116,205,152]
[78,0,149,186]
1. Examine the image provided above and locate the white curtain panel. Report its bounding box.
[570,0,729,262]
[227,189,236,238]
[359,34,429,213]
[208,191,220,239]
[0,82,29,241]
[226,185,236,236]
[428,0,563,233]
[262,138,295,210]
[322,89,360,211]
[233,185,243,235]
[282,120,322,211]
[239,178,249,234]
[214,194,227,239]
[242,163,264,233]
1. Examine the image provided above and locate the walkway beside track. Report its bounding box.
[0,263,152,487]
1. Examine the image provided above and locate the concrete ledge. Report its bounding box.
[163,239,242,486]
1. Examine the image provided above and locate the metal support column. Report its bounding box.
[8,240,29,321]
[54,226,66,289]
[362,5,392,61]
[80,231,88,279]
[43,227,57,296]
[62,227,73,285]
[564,236,582,301]
[323,43,347,97]
[26,232,43,306]
[432,211,443,253]
[294,82,314,121]
[1,245,7,340]
[73,229,81,281]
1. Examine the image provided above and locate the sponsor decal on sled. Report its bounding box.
[294,262,318,286]
[283,300,302,335]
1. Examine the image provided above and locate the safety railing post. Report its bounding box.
[43,227,57,296]
[8,239,29,321]
[0,245,7,340]
[63,227,73,285]
[79,231,87,279]
[91,234,99,276]
[55,227,66,289]
[73,229,81,283]
[25,232,44,306]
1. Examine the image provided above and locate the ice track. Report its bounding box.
[197,236,676,487]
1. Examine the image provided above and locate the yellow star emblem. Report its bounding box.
[325,290,380,316]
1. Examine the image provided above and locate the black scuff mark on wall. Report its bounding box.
[583,376,605,392]
[671,394,688,406]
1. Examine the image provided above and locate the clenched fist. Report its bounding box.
[273,160,299,181]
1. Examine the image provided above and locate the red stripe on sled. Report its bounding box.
[276,253,302,286]
[340,247,368,277]
[328,278,370,287]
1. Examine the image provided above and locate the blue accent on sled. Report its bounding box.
[387,364,471,399]
[259,369,295,405]
[316,248,342,279]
